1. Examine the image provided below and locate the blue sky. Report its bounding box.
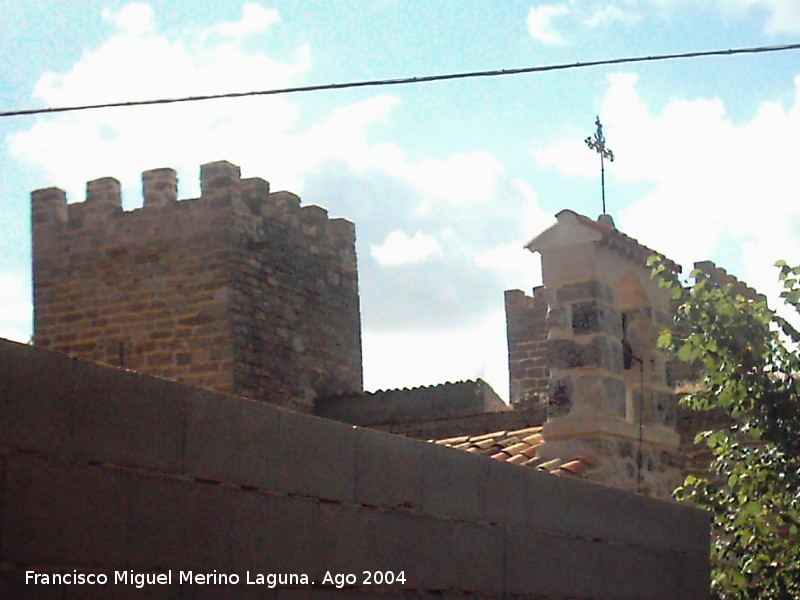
[2,1,799,399]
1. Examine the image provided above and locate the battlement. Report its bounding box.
[505,286,550,408]
[31,160,363,410]
[31,160,355,252]
[694,260,766,303]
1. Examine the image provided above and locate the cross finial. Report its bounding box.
[585,116,614,215]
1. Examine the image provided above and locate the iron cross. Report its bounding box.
[585,116,614,215]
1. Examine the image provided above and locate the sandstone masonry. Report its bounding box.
[509,210,684,498]
[505,287,550,410]
[31,160,362,410]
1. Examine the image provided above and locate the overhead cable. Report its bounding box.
[2,42,799,118]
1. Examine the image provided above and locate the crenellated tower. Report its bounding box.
[31,160,362,411]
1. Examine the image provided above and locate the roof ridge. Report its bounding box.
[365,378,486,395]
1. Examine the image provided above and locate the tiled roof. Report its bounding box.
[366,378,496,397]
[431,426,594,478]
[569,211,681,274]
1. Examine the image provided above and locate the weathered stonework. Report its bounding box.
[556,280,615,304]
[31,160,362,410]
[509,210,684,498]
[545,335,624,373]
[546,377,573,417]
[504,288,550,408]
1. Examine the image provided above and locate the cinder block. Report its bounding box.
[353,429,423,510]
[128,475,234,571]
[589,541,666,599]
[276,411,357,503]
[379,510,457,591]
[505,526,598,598]
[677,551,712,600]
[482,460,528,526]
[2,454,128,566]
[184,392,281,489]
[420,443,487,521]
[507,520,708,599]
[522,470,710,556]
[71,361,186,472]
[626,495,710,556]
[451,521,504,595]
[0,339,73,455]
[587,543,702,600]
[315,502,389,580]
[231,491,322,577]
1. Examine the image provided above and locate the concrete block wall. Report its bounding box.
[1,339,709,598]
[31,161,362,410]
[505,287,550,408]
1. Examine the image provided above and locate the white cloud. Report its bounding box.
[101,3,154,33]
[535,71,800,304]
[723,0,800,34]
[8,3,316,204]
[7,2,552,399]
[370,230,443,267]
[362,310,511,396]
[527,4,571,45]
[533,134,597,178]
[472,178,554,290]
[0,272,32,343]
[474,242,542,288]
[403,151,506,214]
[583,4,642,28]
[297,95,401,184]
[212,3,280,39]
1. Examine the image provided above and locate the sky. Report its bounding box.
[1,1,799,401]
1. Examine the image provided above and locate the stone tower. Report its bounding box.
[506,210,682,497]
[31,160,362,411]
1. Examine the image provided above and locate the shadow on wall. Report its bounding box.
[0,337,710,598]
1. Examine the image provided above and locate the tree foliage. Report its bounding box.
[649,257,800,599]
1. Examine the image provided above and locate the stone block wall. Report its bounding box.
[543,280,625,419]
[505,287,549,408]
[374,405,547,440]
[536,276,682,498]
[31,161,362,410]
[315,380,507,427]
[694,260,767,302]
[0,338,710,599]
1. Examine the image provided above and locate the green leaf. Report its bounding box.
[664,257,800,598]
[657,330,672,348]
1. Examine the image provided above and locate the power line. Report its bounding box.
[2,42,799,119]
